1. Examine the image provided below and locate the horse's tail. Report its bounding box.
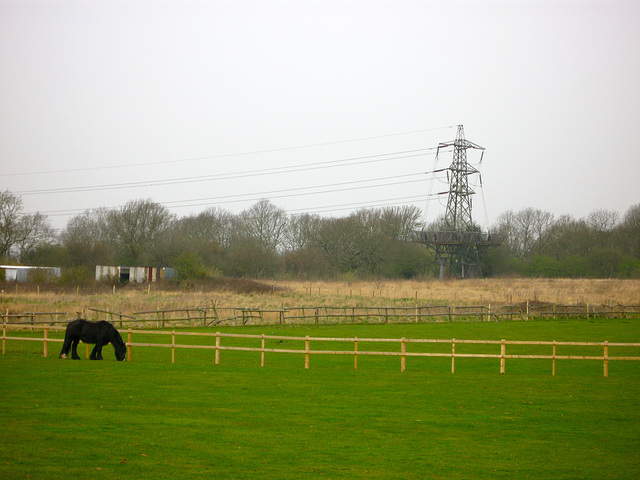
[59,319,83,359]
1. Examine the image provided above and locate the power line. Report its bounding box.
[15,148,441,196]
[2,125,455,177]
[32,173,428,216]
[17,125,460,223]
[288,194,442,215]
[167,176,427,210]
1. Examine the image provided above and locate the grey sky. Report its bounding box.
[1,0,639,231]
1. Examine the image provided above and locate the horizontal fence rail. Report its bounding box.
[3,324,639,377]
[3,303,640,328]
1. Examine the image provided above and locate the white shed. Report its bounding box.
[0,265,61,282]
[95,265,176,283]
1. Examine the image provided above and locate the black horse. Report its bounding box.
[59,319,127,361]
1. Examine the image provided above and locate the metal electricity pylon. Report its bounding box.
[413,125,503,279]
[440,125,483,231]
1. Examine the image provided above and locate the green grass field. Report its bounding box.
[1,319,639,479]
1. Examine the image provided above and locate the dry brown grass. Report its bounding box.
[2,278,639,319]
[277,278,640,306]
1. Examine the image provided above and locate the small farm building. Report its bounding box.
[0,265,61,282]
[95,266,177,283]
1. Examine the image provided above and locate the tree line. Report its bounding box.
[1,190,639,281]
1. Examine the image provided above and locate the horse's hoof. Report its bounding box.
[60,354,67,359]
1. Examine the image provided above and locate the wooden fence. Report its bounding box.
[128,303,640,326]
[4,303,639,328]
[3,324,639,377]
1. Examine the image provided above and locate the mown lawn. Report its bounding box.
[1,319,639,479]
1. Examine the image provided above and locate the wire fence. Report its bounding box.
[2,302,640,328]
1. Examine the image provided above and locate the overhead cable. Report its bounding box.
[16,148,440,196]
[1,125,455,177]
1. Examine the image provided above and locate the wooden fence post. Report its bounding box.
[86,343,90,359]
[128,329,132,361]
[215,332,221,365]
[261,334,265,367]
[401,337,406,372]
[500,339,506,374]
[552,340,556,376]
[354,337,358,370]
[451,339,455,374]
[603,341,609,378]
[211,303,219,326]
[304,336,310,369]
[171,330,176,364]
[2,320,5,355]
[43,326,48,358]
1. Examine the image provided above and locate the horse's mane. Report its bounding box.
[108,325,127,359]
[110,326,125,346]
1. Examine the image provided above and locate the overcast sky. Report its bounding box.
[1,0,639,231]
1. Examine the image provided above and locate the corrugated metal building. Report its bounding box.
[95,266,177,283]
[0,265,61,282]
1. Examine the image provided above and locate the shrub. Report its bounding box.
[58,266,94,287]
[173,251,219,280]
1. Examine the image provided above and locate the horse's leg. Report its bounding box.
[71,339,81,360]
[94,342,104,360]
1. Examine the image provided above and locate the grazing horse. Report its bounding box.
[59,319,127,361]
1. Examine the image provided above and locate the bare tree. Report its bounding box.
[61,208,113,266]
[238,199,288,253]
[617,203,640,259]
[179,207,234,248]
[283,213,322,252]
[542,215,591,259]
[313,208,404,274]
[586,209,619,248]
[379,205,424,240]
[15,212,55,262]
[494,208,554,258]
[108,199,176,264]
[0,190,24,258]
[0,190,54,261]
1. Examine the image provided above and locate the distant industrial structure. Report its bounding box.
[95,266,177,283]
[413,125,504,279]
